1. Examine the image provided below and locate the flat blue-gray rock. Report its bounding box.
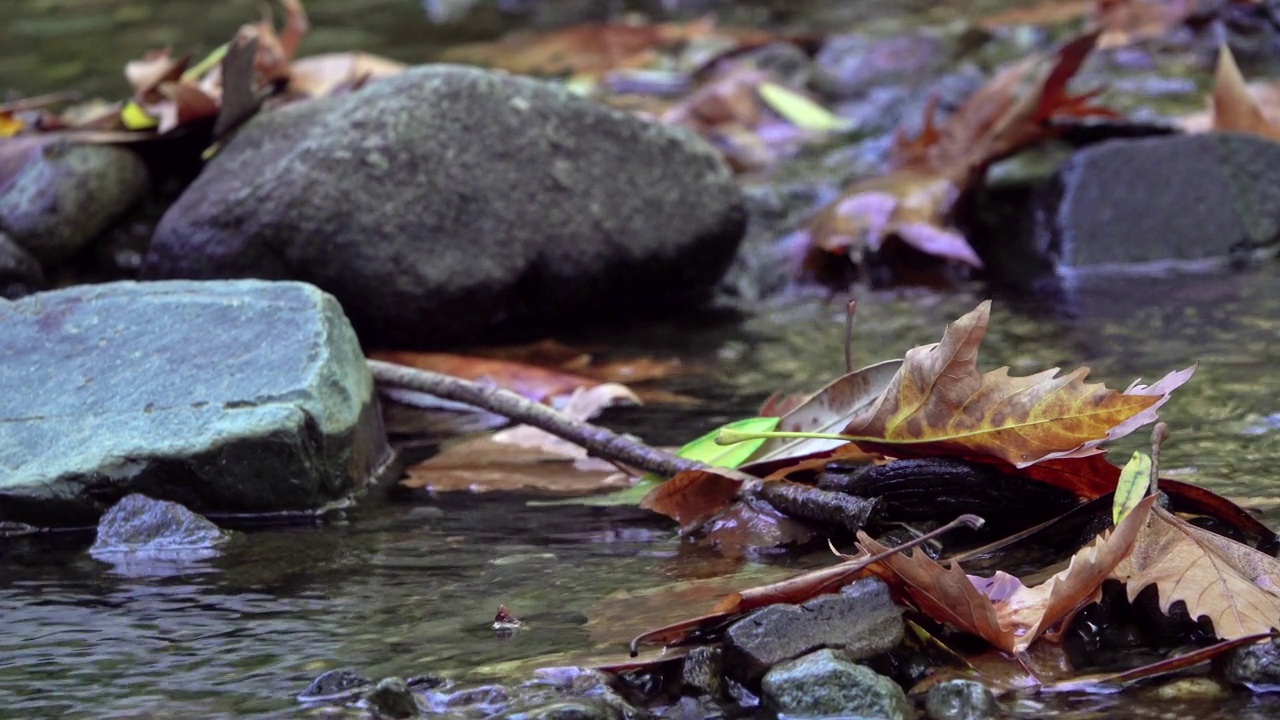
[0,280,392,527]
[144,65,746,347]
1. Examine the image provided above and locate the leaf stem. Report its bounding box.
[716,428,857,446]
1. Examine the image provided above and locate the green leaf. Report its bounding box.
[120,101,158,130]
[529,416,780,508]
[680,416,782,466]
[1113,451,1152,525]
[758,81,851,132]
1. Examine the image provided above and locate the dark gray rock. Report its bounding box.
[925,678,1001,720]
[761,648,912,720]
[90,494,230,555]
[363,677,421,719]
[298,668,375,704]
[680,646,722,697]
[0,232,43,298]
[1026,133,1280,272]
[0,140,148,266]
[723,577,904,684]
[145,65,745,348]
[1215,635,1280,689]
[0,280,392,527]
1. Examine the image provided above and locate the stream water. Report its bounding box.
[3,1,1280,719]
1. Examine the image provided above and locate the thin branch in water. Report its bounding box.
[367,359,701,479]
[1149,421,1169,497]
[844,298,858,373]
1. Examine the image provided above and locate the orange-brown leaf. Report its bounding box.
[861,496,1152,653]
[1212,44,1280,142]
[842,301,1183,468]
[639,468,745,527]
[1111,504,1280,640]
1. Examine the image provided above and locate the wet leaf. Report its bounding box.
[841,302,1191,468]
[757,81,850,132]
[1111,504,1280,640]
[1044,632,1275,692]
[1113,451,1152,525]
[861,497,1154,653]
[401,383,638,494]
[639,468,749,528]
[742,359,901,468]
[370,350,605,406]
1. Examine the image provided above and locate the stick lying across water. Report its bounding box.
[367,359,701,478]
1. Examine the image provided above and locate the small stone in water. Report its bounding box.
[298,668,374,704]
[363,677,421,719]
[924,678,1001,720]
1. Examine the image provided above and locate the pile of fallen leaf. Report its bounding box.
[602,300,1280,691]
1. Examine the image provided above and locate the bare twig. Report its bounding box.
[367,359,701,478]
[1149,421,1170,497]
[844,298,858,373]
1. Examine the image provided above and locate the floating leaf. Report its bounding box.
[1112,451,1152,525]
[757,81,850,132]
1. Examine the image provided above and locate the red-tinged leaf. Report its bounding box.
[639,468,746,527]
[126,50,191,99]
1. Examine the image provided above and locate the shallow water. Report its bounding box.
[4,1,1280,718]
[4,266,1280,718]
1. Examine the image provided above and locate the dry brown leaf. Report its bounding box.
[1210,44,1280,142]
[860,497,1154,653]
[1111,504,1280,639]
[288,52,407,97]
[841,302,1191,468]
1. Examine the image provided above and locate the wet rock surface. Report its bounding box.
[1025,132,1280,273]
[90,494,231,555]
[0,140,148,268]
[723,576,904,683]
[0,280,391,527]
[924,678,1001,720]
[1216,635,1280,688]
[299,666,638,720]
[761,647,912,720]
[145,64,746,348]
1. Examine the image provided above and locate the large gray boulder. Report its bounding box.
[1027,132,1280,270]
[0,280,391,527]
[144,65,746,348]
